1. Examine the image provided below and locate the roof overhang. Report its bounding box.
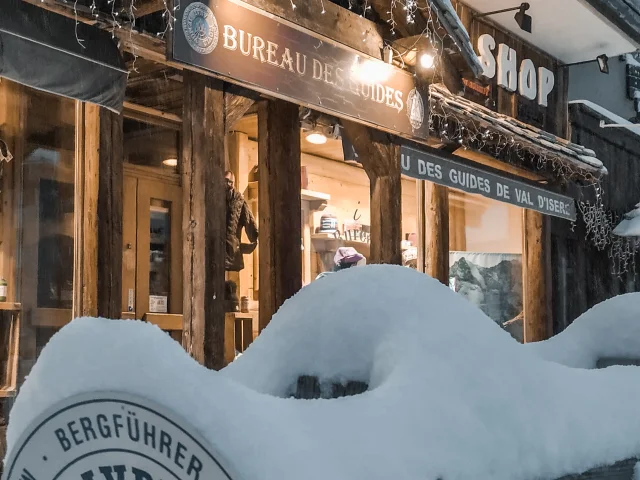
[460,0,637,63]
[0,0,128,113]
[429,84,607,182]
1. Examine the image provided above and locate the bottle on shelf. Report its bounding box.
[0,278,7,302]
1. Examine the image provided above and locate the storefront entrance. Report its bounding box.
[121,117,182,341]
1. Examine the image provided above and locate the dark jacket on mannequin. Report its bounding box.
[226,187,258,271]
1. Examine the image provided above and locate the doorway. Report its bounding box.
[121,115,182,340]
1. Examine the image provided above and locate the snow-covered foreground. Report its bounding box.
[6,266,640,480]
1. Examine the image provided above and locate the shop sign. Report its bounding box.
[401,145,576,221]
[477,33,555,107]
[172,0,430,141]
[3,392,235,480]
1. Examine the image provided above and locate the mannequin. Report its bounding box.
[224,171,258,312]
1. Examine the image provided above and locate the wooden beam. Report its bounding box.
[122,101,182,127]
[97,109,124,319]
[127,0,166,17]
[224,85,258,134]
[523,209,551,342]
[73,103,100,318]
[341,121,402,265]
[22,0,98,24]
[182,71,227,370]
[424,182,449,284]
[258,99,302,332]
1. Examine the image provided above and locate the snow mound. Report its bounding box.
[7,266,640,480]
[528,293,640,368]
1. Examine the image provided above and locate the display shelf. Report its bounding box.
[0,303,20,312]
[311,233,371,253]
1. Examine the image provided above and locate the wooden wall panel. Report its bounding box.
[453,1,568,138]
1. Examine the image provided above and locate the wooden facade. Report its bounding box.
[0,0,623,422]
[551,103,640,333]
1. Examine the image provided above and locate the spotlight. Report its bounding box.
[306,133,327,145]
[597,54,609,74]
[514,3,532,34]
[474,3,532,34]
[419,53,435,69]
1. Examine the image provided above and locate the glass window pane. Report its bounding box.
[124,118,179,174]
[449,190,524,341]
[149,199,171,313]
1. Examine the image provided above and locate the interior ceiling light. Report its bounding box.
[306,132,328,145]
[163,158,178,167]
[419,53,435,69]
[597,54,610,74]
[474,2,532,34]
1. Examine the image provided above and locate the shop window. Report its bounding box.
[449,190,524,341]
[123,118,179,174]
[0,81,77,400]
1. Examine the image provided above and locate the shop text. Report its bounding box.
[400,145,576,221]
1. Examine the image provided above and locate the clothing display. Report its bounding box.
[225,188,258,272]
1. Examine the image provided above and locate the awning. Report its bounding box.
[0,0,128,113]
[429,84,608,180]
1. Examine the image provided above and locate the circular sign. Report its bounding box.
[182,2,219,55]
[406,88,425,131]
[3,392,236,480]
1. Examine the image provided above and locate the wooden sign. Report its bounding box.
[172,0,430,141]
[401,145,576,221]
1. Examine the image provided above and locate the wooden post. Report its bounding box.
[73,102,99,318]
[258,99,302,332]
[523,209,550,342]
[182,73,255,369]
[97,108,123,319]
[182,71,227,370]
[341,121,402,265]
[424,182,449,284]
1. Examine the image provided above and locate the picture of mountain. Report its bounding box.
[449,252,523,327]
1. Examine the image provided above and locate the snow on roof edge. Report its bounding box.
[570,99,640,138]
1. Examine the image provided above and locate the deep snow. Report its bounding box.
[528,292,640,368]
[6,266,640,480]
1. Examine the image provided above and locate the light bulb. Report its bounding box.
[306,133,327,145]
[419,53,435,69]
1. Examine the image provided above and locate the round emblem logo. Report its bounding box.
[406,88,425,131]
[182,2,219,55]
[3,392,236,480]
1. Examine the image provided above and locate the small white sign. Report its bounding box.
[3,391,237,480]
[149,295,168,314]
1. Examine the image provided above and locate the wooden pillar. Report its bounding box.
[182,71,226,370]
[523,209,551,342]
[97,108,123,319]
[73,102,99,318]
[424,182,449,284]
[258,99,302,332]
[341,121,402,265]
[182,73,255,369]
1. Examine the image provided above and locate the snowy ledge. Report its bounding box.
[7,266,640,480]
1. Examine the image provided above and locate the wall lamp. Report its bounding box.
[474,2,532,34]
[564,54,610,75]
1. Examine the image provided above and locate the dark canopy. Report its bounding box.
[0,0,127,112]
